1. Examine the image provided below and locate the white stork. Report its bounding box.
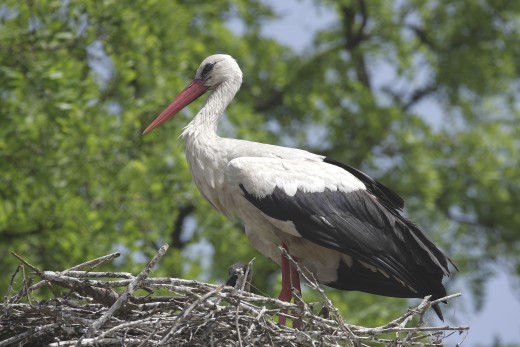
[143,54,455,322]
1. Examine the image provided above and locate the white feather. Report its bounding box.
[226,157,366,198]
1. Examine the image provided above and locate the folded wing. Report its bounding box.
[227,157,451,319]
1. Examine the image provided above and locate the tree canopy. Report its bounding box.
[1,0,519,332]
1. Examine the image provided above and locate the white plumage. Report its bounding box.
[227,157,366,197]
[143,54,454,322]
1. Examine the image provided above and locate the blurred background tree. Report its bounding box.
[1,0,519,338]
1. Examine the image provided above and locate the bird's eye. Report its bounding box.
[201,62,216,79]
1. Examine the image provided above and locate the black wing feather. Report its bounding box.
[239,180,451,319]
[323,157,455,274]
[323,157,405,210]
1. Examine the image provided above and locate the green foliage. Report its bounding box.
[1,0,520,330]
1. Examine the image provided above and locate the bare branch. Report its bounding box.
[81,244,168,339]
[1,248,468,346]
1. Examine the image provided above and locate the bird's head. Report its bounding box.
[195,54,242,90]
[143,54,242,134]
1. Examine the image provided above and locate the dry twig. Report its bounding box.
[0,246,469,346]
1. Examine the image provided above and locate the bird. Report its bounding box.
[143,54,456,322]
[226,262,252,291]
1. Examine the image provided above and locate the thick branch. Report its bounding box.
[340,0,371,90]
[171,204,195,249]
[407,24,437,50]
[381,83,438,112]
[403,84,438,111]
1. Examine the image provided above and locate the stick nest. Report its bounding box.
[1,244,468,346]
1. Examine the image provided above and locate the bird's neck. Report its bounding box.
[181,78,241,141]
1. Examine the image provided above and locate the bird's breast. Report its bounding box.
[184,142,235,216]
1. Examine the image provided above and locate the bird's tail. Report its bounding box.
[432,298,447,321]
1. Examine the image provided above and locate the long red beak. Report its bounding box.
[143,79,209,134]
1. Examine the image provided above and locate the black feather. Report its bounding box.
[226,262,252,291]
[200,62,216,80]
[239,183,450,320]
[323,157,404,210]
[330,260,445,321]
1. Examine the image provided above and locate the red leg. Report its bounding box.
[278,246,292,302]
[278,243,303,329]
[278,243,292,326]
[289,257,302,329]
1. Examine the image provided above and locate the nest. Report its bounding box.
[1,244,468,346]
